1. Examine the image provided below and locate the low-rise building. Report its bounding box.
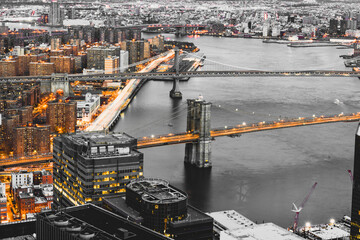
[0,181,7,223]
[76,93,100,122]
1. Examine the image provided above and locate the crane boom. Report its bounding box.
[300,182,318,209]
[292,182,318,231]
[348,170,354,183]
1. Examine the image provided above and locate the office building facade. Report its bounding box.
[53,132,144,209]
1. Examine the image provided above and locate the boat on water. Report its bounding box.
[334,99,343,105]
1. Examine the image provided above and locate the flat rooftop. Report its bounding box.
[221,222,305,240]
[208,210,255,231]
[65,132,135,146]
[308,225,349,240]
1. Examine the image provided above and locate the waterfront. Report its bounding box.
[114,34,357,228]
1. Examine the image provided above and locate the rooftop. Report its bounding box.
[127,178,187,204]
[208,210,255,231]
[38,204,171,240]
[221,222,305,240]
[308,224,350,240]
[65,131,135,147]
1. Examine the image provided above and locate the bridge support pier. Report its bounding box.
[184,97,212,168]
[170,78,182,98]
[170,47,182,99]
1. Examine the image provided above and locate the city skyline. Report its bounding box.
[0,0,359,239]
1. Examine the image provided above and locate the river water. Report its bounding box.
[114,33,358,228]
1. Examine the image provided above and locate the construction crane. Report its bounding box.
[348,170,353,184]
[292,182,318,231]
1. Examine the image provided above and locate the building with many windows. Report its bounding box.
[53,131,144,209]
[46,99,76,133]
[103,178,213,240]
[104,56,119,74]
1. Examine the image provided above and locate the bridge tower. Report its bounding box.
[175,27,186,36]
[184,96,212,168]
[170,47,182,99]
[50,73,73,97]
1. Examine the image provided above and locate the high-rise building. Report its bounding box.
[46,99,76,133]
[87,46,121,70]
[74,53,87,73]
[103,178,213,240]
[151,35,165,52]
[13,46,25,56]
[18,55,32,76]
[35,126,51,154]
[121,40,137,65]
[351,123,360,238]
[105,56,119,74]
[17,106,33,126]
[120,40,151,65]
[0,56,19,77]
[53,132,144,209]
[29,62,55,76]
[51,37,62,50]
[119,50,129,72]
[50,56,75,74]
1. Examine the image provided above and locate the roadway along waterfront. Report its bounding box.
[85,50,175,132]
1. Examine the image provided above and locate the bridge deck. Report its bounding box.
[137,113,360,148]
[1,70,360,83]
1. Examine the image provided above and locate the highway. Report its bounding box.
[85,50,175,132]
[137,113,360,148]
[0,155,53,169]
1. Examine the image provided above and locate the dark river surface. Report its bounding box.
[114,33,358,228]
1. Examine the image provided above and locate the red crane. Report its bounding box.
[292,182,318,231]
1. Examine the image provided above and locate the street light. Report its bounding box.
[329,218,335,226]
